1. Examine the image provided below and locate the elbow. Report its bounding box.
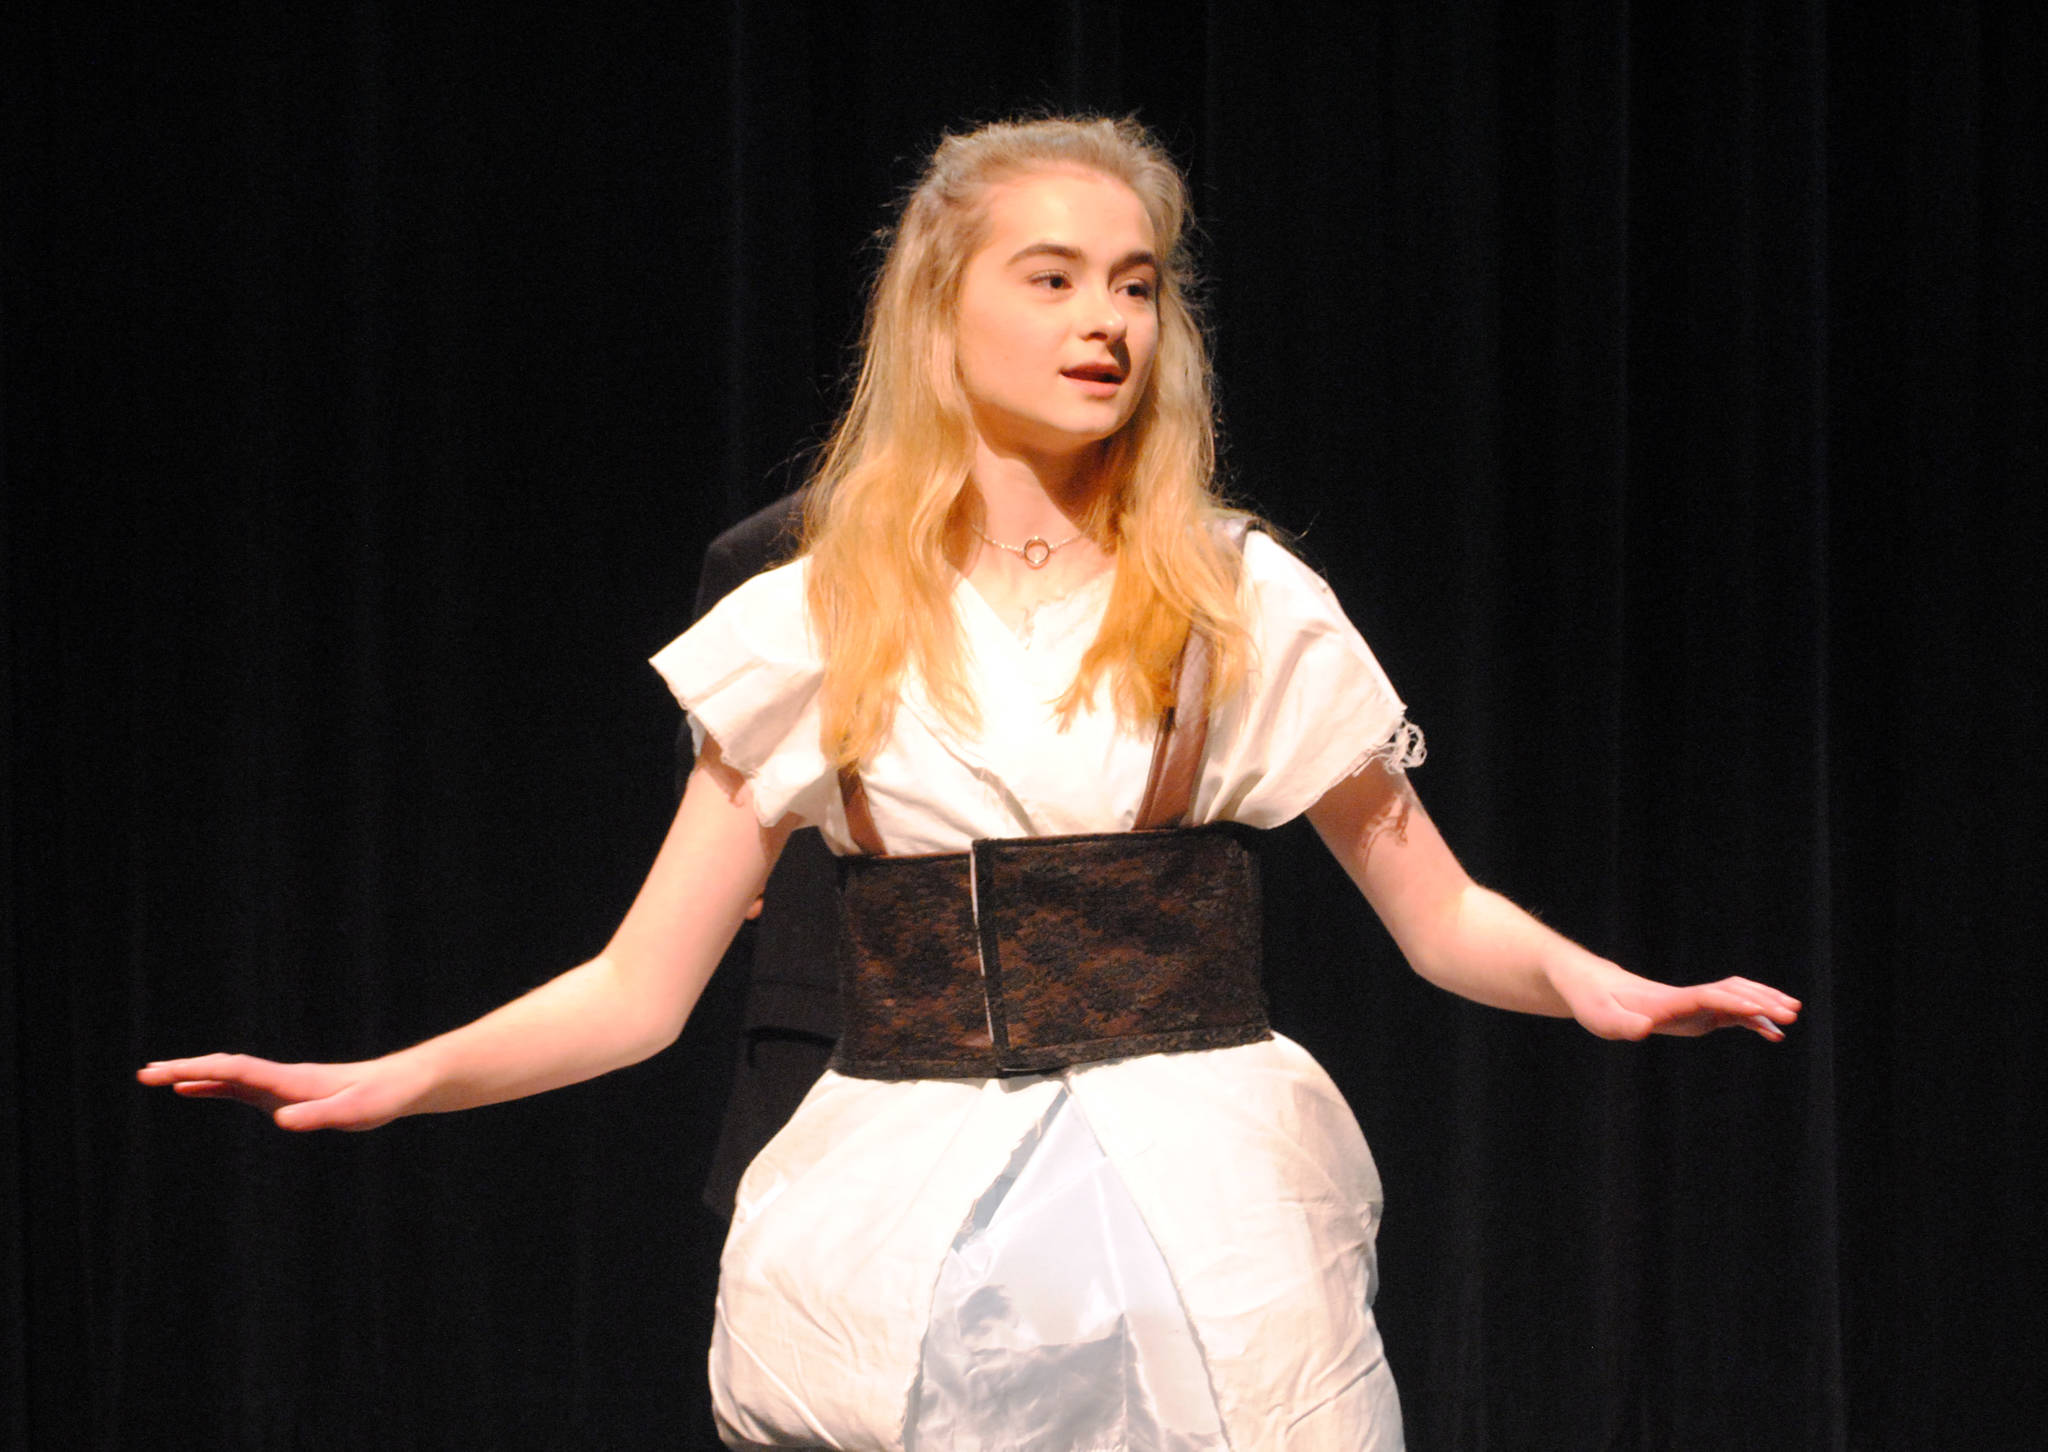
[644,1014,688,1061]
[589,953,696,1068]
[1398,944,1462,999]
[1380,899,1466,987]
[1379,885,1485,998]
[624,994,694,1066]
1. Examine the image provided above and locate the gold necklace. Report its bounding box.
[974,525,1084,569]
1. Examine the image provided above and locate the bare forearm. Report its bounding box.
[390,757,775,1115]
[1311,765,1613,1017]
[1309,764,1799,1042]
[1395,882,1605,1017]
[387,952,694,1115]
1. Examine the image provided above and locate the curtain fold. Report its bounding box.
[5,2,2040,1446]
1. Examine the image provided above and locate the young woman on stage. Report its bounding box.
[141,116,1797,1450]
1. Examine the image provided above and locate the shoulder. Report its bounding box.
[1238,526,1349,617]
[703,553,813,639]
[656,554,816,685]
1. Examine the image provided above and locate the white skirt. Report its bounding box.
[710,1036,1405,1450]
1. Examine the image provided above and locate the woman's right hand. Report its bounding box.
[136,1053,430,1131]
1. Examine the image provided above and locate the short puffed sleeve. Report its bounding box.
[648,558,836,829]
[1195,530,1425,828]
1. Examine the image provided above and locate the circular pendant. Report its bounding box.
[1020,536,1053,568]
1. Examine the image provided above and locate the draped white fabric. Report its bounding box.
[655,531,1415,1450]
[907,1090,1227,1452]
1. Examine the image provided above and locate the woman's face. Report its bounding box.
[952,167,1161,463]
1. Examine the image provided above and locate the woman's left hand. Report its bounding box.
[1548,961,1801,1041]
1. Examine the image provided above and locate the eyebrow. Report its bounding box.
[1004,241,1159,273]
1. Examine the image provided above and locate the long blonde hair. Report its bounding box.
[803,115,1251,768]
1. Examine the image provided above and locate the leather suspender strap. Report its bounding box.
[1131,623,1213,829]
[837,764,887,857]
[1134,516,1249,829]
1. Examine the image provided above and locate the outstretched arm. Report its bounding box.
[137,739,793,1129]
[1306,762,1799,1040]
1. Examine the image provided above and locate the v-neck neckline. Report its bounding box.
[955,565,1116,648]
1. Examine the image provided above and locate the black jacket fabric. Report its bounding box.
[682,491,840,1217]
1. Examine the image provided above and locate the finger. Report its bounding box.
[1581,1002,1656,1042]
[138,1059,222,1084]
[1676,1006,1786,1040]
[273,1086,366,1131]
[140,1053,278,1086]
[173,1054,336,1102]
[1716,990,1799,1025]
[140,1053,242,1078]
[173,1079,287,1112]
[1717,979,1803,1014]
[1611,1011,1656,1041]
[274,1099,333,1132]
[1695,984,1790,1021]
[276,1085,389,1134]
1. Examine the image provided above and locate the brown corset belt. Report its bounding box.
[830,824,1268,1080]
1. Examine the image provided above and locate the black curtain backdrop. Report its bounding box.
[5,3,2042,1448]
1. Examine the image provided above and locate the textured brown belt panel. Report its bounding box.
[831,853,991,1078]
[832,824,1269,1080]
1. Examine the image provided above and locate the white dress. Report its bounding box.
[652,531,1422,1451]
